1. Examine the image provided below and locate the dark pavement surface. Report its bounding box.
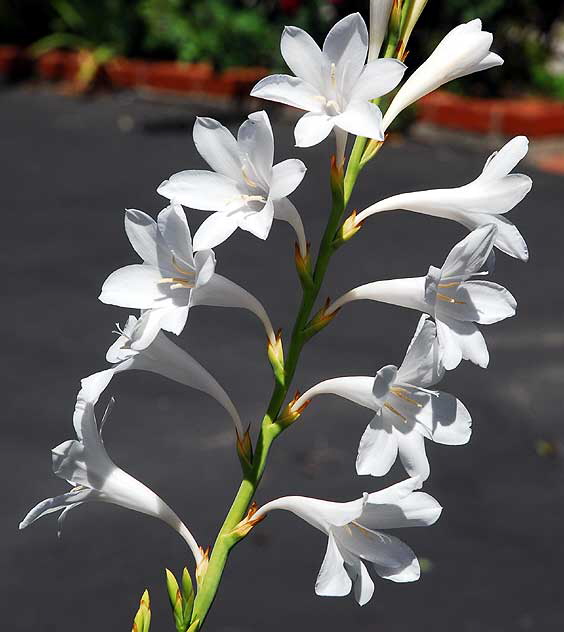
[2,86,564,631]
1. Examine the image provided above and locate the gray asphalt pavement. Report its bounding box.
[2,86,563,631]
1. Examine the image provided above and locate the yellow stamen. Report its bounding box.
[437,292,465,305]
[172,256,194,276]
[158,277,194,289]
[241,165,258,189]
[384,402,407,422]
[438,282,460,288]
[390,387,423,408]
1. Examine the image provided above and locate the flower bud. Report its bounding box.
[131,589,151,632]
[397,0,428,59]
[182,568,195,624]
[236,426,254,472]
[295,242,313,289]
[165,569,185,632]
[195,547,210,587]
[333,211,363,248]
[267,329,285,385]
[302,298,340,341]
[277,391,310,427]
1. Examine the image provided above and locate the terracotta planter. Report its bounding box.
[145,61,213,92]
[0,45,27,78]
[418,90,564,138]
[216,66,267,97]
[36,50,81,81]
[105,57,150,88]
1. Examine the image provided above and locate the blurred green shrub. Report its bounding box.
[0,0,562,96]
[137,0,329,70]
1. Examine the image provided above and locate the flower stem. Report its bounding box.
[190,160,349,629]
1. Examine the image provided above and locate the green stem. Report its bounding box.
[344,136,366,206]
[191,158,355,628]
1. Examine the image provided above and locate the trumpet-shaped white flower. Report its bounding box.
[82,314,243,435]
[294,316,471,479]
[357,136,531,261]
[99,204,275,348]
[19,380,202,564]
[327,225,516,370]
[157,112,307,253]
[251,13,406,151]
[252,477,441,605]
[382,19,503,131]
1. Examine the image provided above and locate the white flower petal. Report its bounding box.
[193,212,239,251]
[323,13,369,94]
[462,280,516,324]
[356,413,398,476]
[19,487,96,529]
[479,136,529,181]
[395,427,430,480]
[280,26,326,93]
[193,116,242,180]
[157,170,242,211]
[124,209,165,267]
[237,111,274,189]
[315,531,353,597]
[99,264,171,310]
[335,523,419,583]
[349,558,375,606]
[238,200,275,240]
[441,224,497,282]
[397,316,444,388]
[334,100,384,140]
[435,316,463,370]
[251,74,324,112]
[190,273,275,345]
[437,316,489,369]
[416,392,472,446]
[273,197,307,257]
[157,204,194,267]
[270,159,307,200]
[350,58,406,102]
[460,213,529,261]
[294,111,335,147]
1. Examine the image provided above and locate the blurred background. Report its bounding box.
[2,1,564,631]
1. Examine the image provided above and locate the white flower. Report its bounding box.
[382,19,503,131]
[327,225,516,370]
[368,0,394,61]
[251,13,406,149]
[252,477,441,605]
[293,316,471,480]
[357,136,532,261]
[157,111,307,253]
[99,204,275,348]
[19,380,202,564]
[82,314,243,435]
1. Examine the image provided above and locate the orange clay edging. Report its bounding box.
[15,48,267,98]
[418,90,564,138]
